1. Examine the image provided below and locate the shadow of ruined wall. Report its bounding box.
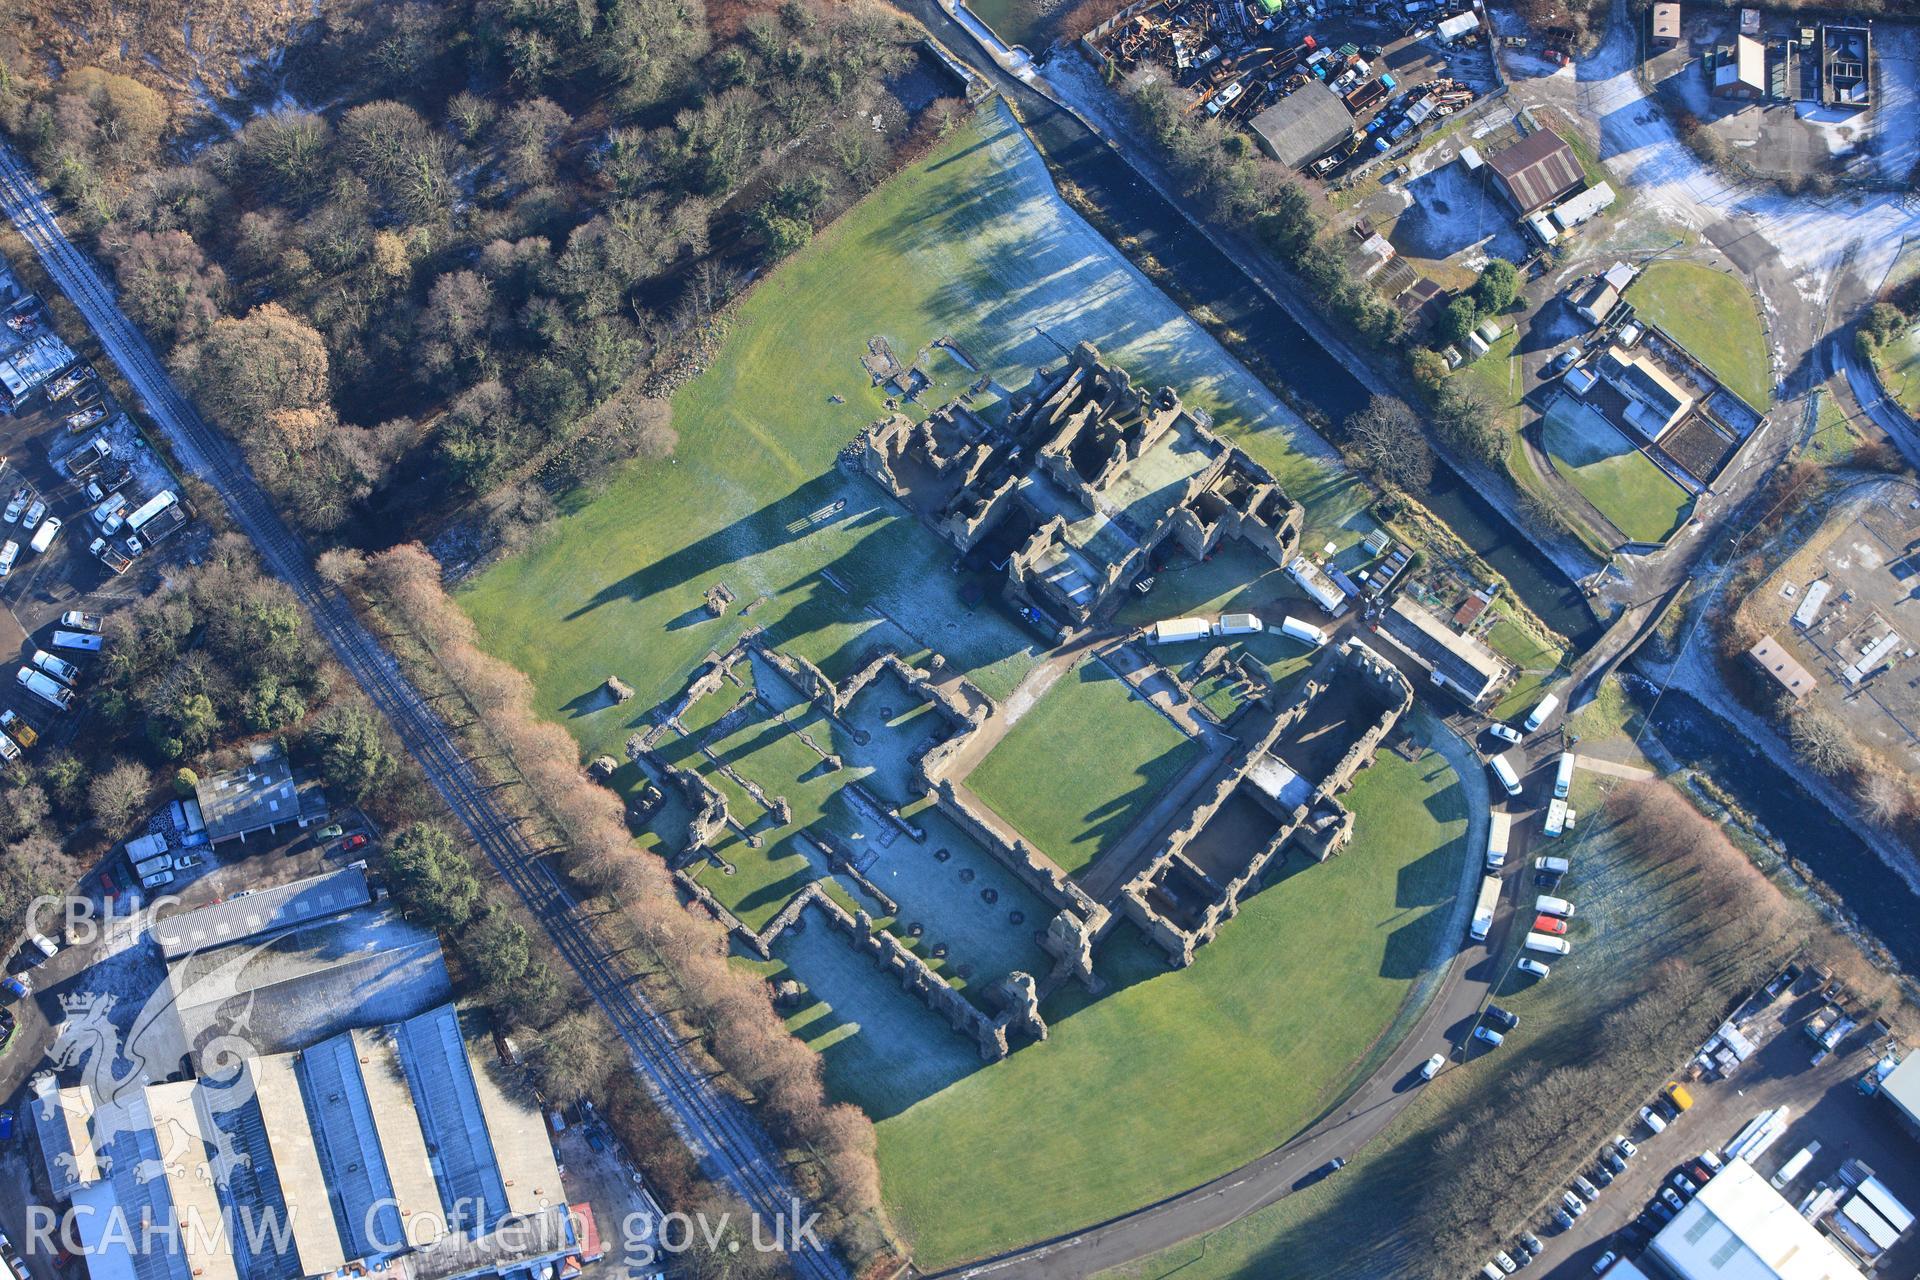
[1118,640,1417,967]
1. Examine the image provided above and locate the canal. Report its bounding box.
[1642,690,1920,976]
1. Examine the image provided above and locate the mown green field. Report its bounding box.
[459,103,1450,1271]
[966,659,1201,880]
[1109,769,1791,1280]
[1875,327,1920,421]
[1540,395,1691,545]
[1625,260,1772,411]
[878,740,1469,1267]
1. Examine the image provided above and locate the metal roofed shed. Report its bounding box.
[246,1055,351,1277]
[145,1082,243,1280]
[1645,1157,1865,1280]
[1435,10,1477,40]
[1552,182,1615,231]
[153,866,372,959]
[1746,636,1817,701]
[459,1006,567,1217]
[395,1004,512,1234]
[1249,81,1355,168]
[299,1031,407,1259]
[1484,129,1587,214]
[353,1025,449,1247]
[195,741,330,845]
[1881,1052,1920,1134]
[1375,597,1512,706]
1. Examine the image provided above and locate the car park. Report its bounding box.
[1517,957,1551,978]
[1473,1025,1504,1047]
[1421,1052,1445,1080]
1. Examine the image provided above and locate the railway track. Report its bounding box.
[0,143,845,1280]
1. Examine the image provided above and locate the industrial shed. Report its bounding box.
[1248,81,1354,168]
[1375,597,1512,706]
[1484,129,1587,215]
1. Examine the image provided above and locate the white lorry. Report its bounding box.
[16,666,72,710]
[1470,875,1501,941]
[1485,810,1512,869]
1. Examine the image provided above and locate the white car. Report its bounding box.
[1420,1052,1445,1080]
[1488,722,1523,744]
[21,499,46,531]
[1592,1252,1617,1275]
[0,540,18,577]
[3,488,27,523]
[29,515,61,554]
[1614,1134,1638,1158]
[1517,956,1551,978]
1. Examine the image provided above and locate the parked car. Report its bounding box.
[1561,1191,1586,1218]
[1,975,29,1000]
[1421,1052,1445,1080]
[1515,1232,1542,1258]
[1649,1198,1676,1223]
[1571,1174,1600,1202]
[2,489,27,523]
[1485,1004,1519,1031]
[1491,1252,1516,1275]
[1517,957,1551,978]
[312,823,345,844]
[21,499,46,531]
[1532,915,1569,935]
[59,611,102,633]
[1487,722,1522,744]
[334,833,369,855]
[1639,1106,1667,1134]
[1660,1187,1685,1212]
[1671,1171,1698,1198]
[1603,1148,1627,1174]
[1592,1253,1617,1275]
[0,1106,12,1144]
[1615,1134,1638,1158]
[1590,1162,1613,1188]
[1473,1025,1505,1047]
[1553,1208,1574,1231]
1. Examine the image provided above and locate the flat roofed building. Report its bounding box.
[154,866,372,960]
[353,1025,448,1247]
[33,1082,102,1198]
[1376,597,1512,706]
[195,742,329,845]
[299,1032,406,1259]
[1485,129,1587,214]
[246,1056,351,1277]
[146,1082,244,1280]
[1880,1052,1920,1135]
[1652,2,1681,45]
[1248,81,1354,168]
[1747,636,1817,701]
[1646,1157,1865,1280]
[1820,24,1870,109]
[394,1005,512,1234]
[459,1007,566,1217]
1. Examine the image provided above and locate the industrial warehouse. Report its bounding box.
[23,866,589,1280]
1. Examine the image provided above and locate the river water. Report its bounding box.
[1642,690,1920,975]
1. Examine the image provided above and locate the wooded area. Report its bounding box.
[0,0,944,550]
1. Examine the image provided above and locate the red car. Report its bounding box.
[1533,914,1569,935]
[334,834,369,855]
[99,872,116,895]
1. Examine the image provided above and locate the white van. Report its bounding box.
[1553,751,1576,800]
[1485,810,1512,869]
[1524,693,1560,733]
[29,515,61,553]
[31,649,80,685]
[1279,616,1328,648]
[1535,855,1570,875]
[0,540,17,577]
[139,868,176,891]
[1535,894,1575,918]
[1489,752,1523,797]
[1525,931,1572,956]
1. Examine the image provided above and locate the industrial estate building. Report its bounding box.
[1484,129,1587,216]
[194,742,331,846]
[1639,1159,1865,1280]
[31,867,587,1280]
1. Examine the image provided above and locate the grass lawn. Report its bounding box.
[1484,610,1568,724]
[1110,774,1795,1280]
[965,658,1201,881]
[1624,260,1772,410]
[1459,326,1525,432]
[880,741,1471,1267]
[1806,386,1861,464]
[1540,395,1692,544]
[1874,326,1920,420]
[460,102,1361,768]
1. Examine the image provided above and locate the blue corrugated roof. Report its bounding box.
[102,1094,194,1280]
[296,1033,404,1258]
[202,1075,303,1280]
[394,1006,509,1234]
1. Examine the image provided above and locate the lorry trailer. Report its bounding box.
[1470,875,1501,941]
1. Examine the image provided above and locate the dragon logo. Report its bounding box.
[35,932,275,1191]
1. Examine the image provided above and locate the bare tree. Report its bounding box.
[89,759,151,834]
[1344,395,1433,490]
